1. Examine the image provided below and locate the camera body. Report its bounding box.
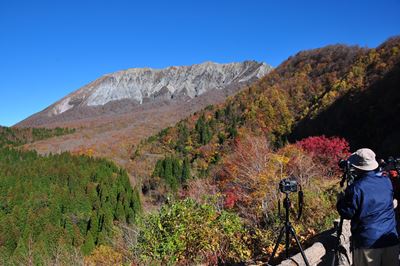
[279,178,298,193]
[338,159,357,186]
[338,159,351,170]
[387,157,400,171]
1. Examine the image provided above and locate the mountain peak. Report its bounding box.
[54,61,271,115]
[17,60,271,127]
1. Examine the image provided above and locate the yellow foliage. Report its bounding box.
[392,46,399,55]
[84,245,123,266]
[86,148,94,157]
[270,154,290,165]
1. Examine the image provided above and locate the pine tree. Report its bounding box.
[81,231,95,255]
[164,157,173,181]
[163,157,179,191]
[195,114,205,144]
[153,159,164,178]
[195,114,212,145]
[181,157,191,183]
[172,157,182,181]
[88,213,99,242]
[218,132,226,144]
[177,122,189,152]
[227,119,238,138]
[115,201,126,222]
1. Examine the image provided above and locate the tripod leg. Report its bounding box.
[289,226,310,266]
[332,217,344,266]
[268,226,285,265]
[286,224,290,258]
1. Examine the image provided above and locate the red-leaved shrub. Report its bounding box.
[295,135,350,175]
[224,190,239,209]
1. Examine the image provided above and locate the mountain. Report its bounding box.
[17,61,271,127]
[15,61,271,167]
[5,37,400,264]
[114,38,400,264]
[129,36,400,200]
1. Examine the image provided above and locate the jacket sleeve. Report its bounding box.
[336,185,359,220]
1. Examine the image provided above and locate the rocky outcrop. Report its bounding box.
[17,61,271,127]
[14,60,272,165]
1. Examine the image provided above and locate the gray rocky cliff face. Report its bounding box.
[17,60,272,127]
[49,61,271,116]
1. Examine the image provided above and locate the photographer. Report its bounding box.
[337,148,399,266]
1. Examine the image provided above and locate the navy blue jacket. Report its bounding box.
[337,171,399,249]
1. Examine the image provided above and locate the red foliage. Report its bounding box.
[224,190,239,209]
[295,135,350,175]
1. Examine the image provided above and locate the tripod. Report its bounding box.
[331,167,354,266]
[268,192,310,266]
[331,216,351,266]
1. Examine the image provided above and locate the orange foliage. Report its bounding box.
[219,135,282,224]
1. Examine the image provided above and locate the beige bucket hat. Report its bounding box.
[348,148,379,171]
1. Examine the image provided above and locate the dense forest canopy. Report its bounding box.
[291,37,400,156]
[0,126,75,147]
[0,127,141,264]
[131,37,400,196]
[124,37,400,263]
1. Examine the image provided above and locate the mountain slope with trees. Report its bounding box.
[0,126,75,147]
[291,37,400,156]
[1,36,399,264]
[132,37,400,196]
[0,128,141,264]
[124,37,400,263]
[15,62,271,172]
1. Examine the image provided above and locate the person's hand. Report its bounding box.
[337,191,345,202]
[336,191,346,213]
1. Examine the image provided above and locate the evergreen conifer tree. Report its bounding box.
[81,231,95,255]
[181,157,191,183]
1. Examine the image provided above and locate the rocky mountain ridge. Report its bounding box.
[19,61,271,126]
[15,60,271,167]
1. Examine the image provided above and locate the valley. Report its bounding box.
[2,36,400,265]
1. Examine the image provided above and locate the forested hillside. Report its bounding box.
[0,126,75,147]
[132,37,400,196]
[124,37,399,263]
[291,37,400,156]
[1,36,399,265]
[0,128,141,265]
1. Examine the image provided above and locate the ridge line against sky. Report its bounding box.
[1,0,399,127]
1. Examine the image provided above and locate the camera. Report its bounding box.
[338,159,357,187]
[387,157,400,170]
[338,159,350,170]
[381,156,400,178]
[279,178,298,193]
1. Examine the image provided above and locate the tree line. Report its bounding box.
[0,127,141,264]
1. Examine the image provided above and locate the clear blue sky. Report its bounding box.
[1,0,399,126]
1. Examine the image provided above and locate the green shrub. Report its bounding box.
[137,198,251,265]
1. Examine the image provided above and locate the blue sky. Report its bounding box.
[1,0,399,126]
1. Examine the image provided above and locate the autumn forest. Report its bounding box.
[1,36,400,265]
